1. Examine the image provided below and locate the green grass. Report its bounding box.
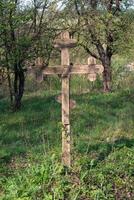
[0,89,134,199]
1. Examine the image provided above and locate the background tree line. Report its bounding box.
[0,0,134,110]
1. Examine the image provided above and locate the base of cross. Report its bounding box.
[62,123,71,167]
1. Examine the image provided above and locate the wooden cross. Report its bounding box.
[42,31,103,167]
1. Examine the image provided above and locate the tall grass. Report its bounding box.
[0,86,134,199]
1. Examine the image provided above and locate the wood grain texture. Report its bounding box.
[42,31,104,167]
[62,124,71,167]
[62,78,70,125]
[42,65,103,75]
[61,77,71,167]
[60,37,71,167]
[54,31,76,48]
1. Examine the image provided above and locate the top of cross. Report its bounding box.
[61,31,70,40]
[54,31,77,49]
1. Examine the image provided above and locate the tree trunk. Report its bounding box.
[7,68,13,106]
[13,65,25,111]
[102,56,112,92]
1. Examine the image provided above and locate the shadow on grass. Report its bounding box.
[75,137,134,168]
[0,89,134,166]
[71,89,134,134]
[73,89,134,108]
[0,94,61,164]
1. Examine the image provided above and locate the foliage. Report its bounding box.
[0,1,134,199]
[0,0,58,110]
[61,0,134,91]
[0,88,134,199]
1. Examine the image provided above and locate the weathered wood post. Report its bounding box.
[87,56,104,81]
[54,31,76,167]
[42,34,104,168]
[88,57,97,82]
[61,33,71,167]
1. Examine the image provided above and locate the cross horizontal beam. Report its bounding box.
[42,64,103,75]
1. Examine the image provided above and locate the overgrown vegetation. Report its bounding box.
[0,85,134,199]
[0,0,134,109]
[0,0,134,199]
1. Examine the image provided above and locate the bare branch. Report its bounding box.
[79,43,101,60]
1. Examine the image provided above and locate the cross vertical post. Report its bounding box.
[61,33,71,167]
[53,30,77,167]
[46,30,77,167]
[62,77,71,167]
